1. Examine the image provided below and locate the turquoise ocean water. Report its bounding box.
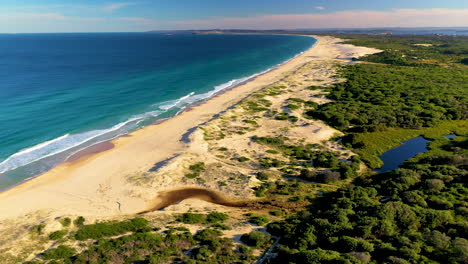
[0,33,316,189]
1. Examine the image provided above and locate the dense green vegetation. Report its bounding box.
[252,135,360,181]
[310,64,467,133]
[307,34,468,169]
[75,217,149,240]
[268,140,467,264]
[176,212,229,225]
[337,34,468,65]
[263,34,468,264]
[29,214,259,264]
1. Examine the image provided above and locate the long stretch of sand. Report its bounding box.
[0,36,380,222]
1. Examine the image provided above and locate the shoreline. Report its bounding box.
[0,35,381,221]
[0,36,317,194]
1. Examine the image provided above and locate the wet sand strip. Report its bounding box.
[66,141,115,162]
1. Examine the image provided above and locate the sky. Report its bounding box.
[1,0,468,33]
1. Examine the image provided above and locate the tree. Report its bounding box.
[425,179,445,192]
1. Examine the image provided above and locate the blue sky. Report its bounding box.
[1,0,467,33]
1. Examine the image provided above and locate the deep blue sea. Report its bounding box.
[0,33,316,189]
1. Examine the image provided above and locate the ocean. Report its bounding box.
[0,33,316,189]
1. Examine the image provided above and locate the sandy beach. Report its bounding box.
[0,36,381,260]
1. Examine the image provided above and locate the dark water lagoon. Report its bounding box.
[377,136,430,173]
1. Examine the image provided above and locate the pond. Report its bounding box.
[377,136,430,173]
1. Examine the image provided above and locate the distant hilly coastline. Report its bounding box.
[148,27,468,36]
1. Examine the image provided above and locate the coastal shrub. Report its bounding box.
[299,169,317,181]
[211,223,231,230]
[185,173,199,179]
[35,220,254,263]
[244,99,271,112]
[461,58,468,65]
[31,224,46,235]
[304,101,318,108]
[266,149,279,154]
[254,183,269,197]
[288,98,304,103]
[259,157,285,168]
[74,216,85,226]
[194,228,222,243]
[270,210,285,217]
[286,104,301,110]
[177,213,205,224]
[252,135,286,146]
[218,147,228,151]
[74,217,148,240]
[206,212,228,223]
[48,230,67,240]
[237,156,250,162]
[189,162,205,173]
[248,215,269,226]
[185,162,206,178]
[243,119,258,125]
[256,171,270,181]
[306,86,323,90]
[317,171,341,183]
[275,112,289,120]
[240,231,271,248]
[41,245,76,260]
[59,217,71,227]
[218,181,228,187]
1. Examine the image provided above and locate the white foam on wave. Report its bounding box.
[0,116,143,174]
[0,42,315,176]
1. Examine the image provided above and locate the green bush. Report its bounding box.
[185,173,199,179]
[75,217,148,240]
[189,162,205,172]
[287,104,301,110]
[41,245,76,260]
[194,228,222,243]
[270,210,285,217]
[257,171,270,181]
[74,216,85,226]
[49,230,67,240]
[59,217,71,227]
[31,224,45,235]
[186,162,206,178]
[237,156,250,162]
[248,215,269,226]
[211,223,232,230]
[206,212,229,223]
[243,119,258,125]
[240,231,271,248]
[177,213,205,224]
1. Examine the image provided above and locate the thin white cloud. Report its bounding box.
[103,2,134,12]
[315,6,326,11]
[169,8,468,29]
